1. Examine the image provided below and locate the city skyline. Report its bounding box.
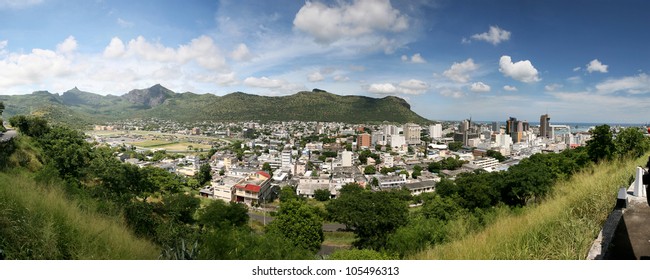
[1,0,650,123]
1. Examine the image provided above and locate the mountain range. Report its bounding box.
[0,85,430,127]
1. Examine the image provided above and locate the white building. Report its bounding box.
[390,134,406,149]
[429,124,443,139]
[341,150,353,167]
[403,123,421,145]
[470,157,501,172]
[281,149,292,172]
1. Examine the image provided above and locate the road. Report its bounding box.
[0,129,16,142]
[248,212,346,232]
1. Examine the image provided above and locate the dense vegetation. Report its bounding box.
[0,86,429,128]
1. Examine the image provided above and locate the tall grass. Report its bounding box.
[414,155,646,259]
[0,170,160,259]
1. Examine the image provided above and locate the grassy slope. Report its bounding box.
[0,170,160,259]
[414,155,646,260]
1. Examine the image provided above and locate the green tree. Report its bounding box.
[266,200,324,253]
[327,188,409,250]
[279,185,300,202]
[198,200,249,229]
[195,163,212,188]
[448,141,463,151]
[486,150,506,162]
[313,188,331,201]
[363,165,376,174]
[586,124,615,163]
[38,125,91,179]
[614,127,649,159]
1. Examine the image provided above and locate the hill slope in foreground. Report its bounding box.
[0,170,160,259]
[414,155,647,259]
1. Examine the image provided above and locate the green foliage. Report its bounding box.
[448,141,463,151]
[486,150,506,162]
[314,188,331,201]
[386,217,447,258]
[328,249,394,260]
[327,186,409,250]
[195,163,212,188]
[9,115,50,138]
[614,127,649,159]
[358,150,380,164]
[38,125,92,179]
[198,226,313,260]
[197,200,249,229]
[363,165,376,174]
[266,200,324,253]
[0,171,160,259]
[279,185,301,202]
[161,194,201,224]
[586,124,615,163]
[428,156,466,173]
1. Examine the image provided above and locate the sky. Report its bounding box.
[1,0,650,124]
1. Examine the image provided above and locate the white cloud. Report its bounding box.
[56,36,77,54]
[439,88,465,98]
[586,59,608,73]
[367,79,429,95]
[230,43,253,61]
[503,85,517,91]
[244,76,285,88]
[567,76,582,83]
[368,83,397,94]
[573,66,581,72]
[499,55,540,83]
[401,53,425,63]
[293,0,409,44]
[469,26,511,45]
[443,58,478,83]
[470,82,490,92]
[410,53,425,63]
[308,71,325,82]
[0,47,73,88]
[117,18,134,28]
[397,79,429,94]
[544,83,563,91]
[0,0,43,9]
[0,35,238,94]
[243,76,305,94]
[595,73,650,94]
[333,75,350,82]
[103,37,126,58]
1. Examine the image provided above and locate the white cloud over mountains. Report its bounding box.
[499,55,540,83]
[368,79,429,95]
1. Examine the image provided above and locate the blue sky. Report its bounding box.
[1,0,650,124]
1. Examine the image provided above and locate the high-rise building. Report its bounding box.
[540,114,551,138]
[491,122,499,132]
[429,124,443,139]
[357,133,371,150]
[403,123,421,145]
[506,117,526,143]
[281,149,292,172]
